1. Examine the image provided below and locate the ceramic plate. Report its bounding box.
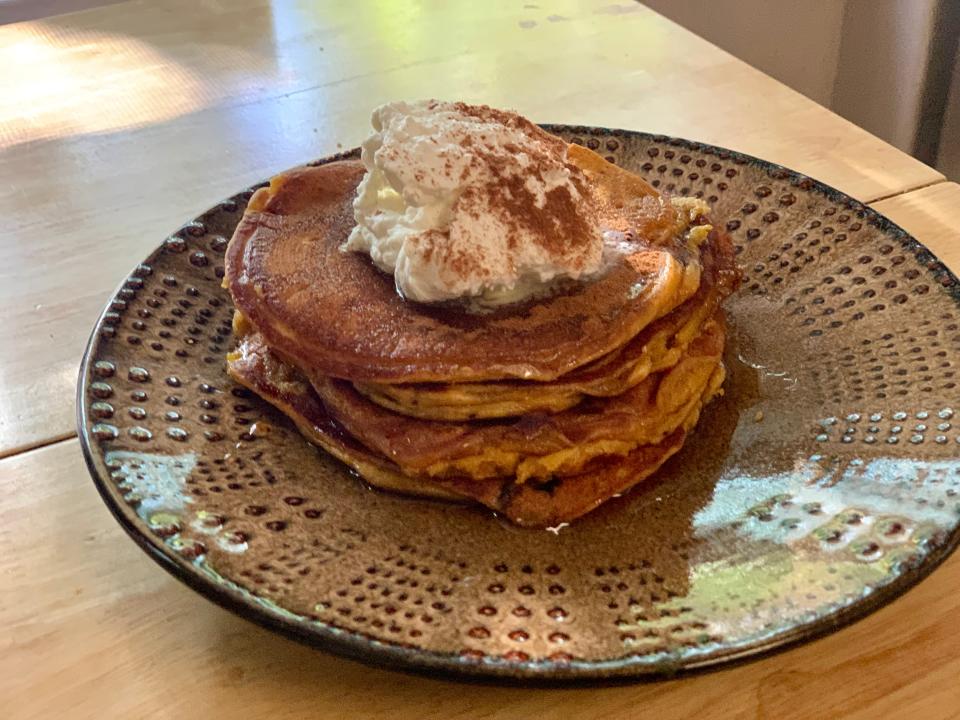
[78,127,960,682]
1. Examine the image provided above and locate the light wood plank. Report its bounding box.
[871,183,960,269]
[0,0,944,454]
[3,439,960,719]
[0,0,944,200]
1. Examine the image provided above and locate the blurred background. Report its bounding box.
[643,0,960,180]
[2,0,958,179]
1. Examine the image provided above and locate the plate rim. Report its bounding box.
[77,125,960,684]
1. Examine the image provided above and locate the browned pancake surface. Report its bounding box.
[225,159,703,383]
[226,329,462,501]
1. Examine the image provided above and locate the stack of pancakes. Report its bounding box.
[224,144,738,526]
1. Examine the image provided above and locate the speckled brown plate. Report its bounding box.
[78,127,960,683]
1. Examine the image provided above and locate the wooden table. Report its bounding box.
[2,1,958,717]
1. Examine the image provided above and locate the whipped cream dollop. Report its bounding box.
[342,100,603,304]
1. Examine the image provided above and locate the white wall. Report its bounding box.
[642,0,846,107]
[643,0,942,162]
[936,51,960,181]
[831,0,939,154]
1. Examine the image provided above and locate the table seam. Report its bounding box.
[866,178,949,205]
[0,431,76,462]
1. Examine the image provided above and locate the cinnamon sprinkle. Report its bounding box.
[424,107,599,283]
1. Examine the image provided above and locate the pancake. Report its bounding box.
[226,328,461,501]
[308,315,725,483]
[223,125,739,527]
[224,149,708,383]
[429,368,724,526]
[227,328,723,527]
[353,225,736,420]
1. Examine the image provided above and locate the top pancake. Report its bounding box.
[225,149,705,383]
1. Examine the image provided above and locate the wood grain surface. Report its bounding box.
[2,1,959,717]
[0,0,944,456]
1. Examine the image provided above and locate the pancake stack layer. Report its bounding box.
[224,146,738,526]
